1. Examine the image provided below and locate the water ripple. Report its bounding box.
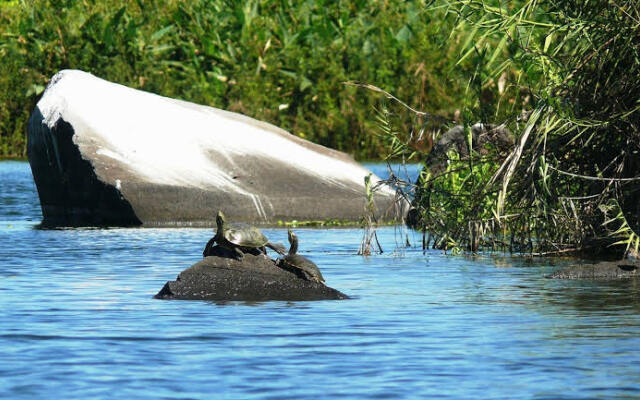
[1,161,640,399]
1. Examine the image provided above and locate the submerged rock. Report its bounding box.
[28,70,400,227]
[547,262,639,280]
[155,246,348,301]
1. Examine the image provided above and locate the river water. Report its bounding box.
[1,161,639,399]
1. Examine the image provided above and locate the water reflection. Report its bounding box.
[542,279,640,313]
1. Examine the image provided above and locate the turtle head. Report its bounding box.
[216,211,226,228]
[287,229,298,254]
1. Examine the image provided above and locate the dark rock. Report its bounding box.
[547,262,639,279]
[155,247,348,301]
[28,70,401,227]
[426,123,514,174]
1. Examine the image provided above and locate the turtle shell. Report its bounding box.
[222,223,269,248]
[282,253,325,283]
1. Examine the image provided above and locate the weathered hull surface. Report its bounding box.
[28,70,399,227]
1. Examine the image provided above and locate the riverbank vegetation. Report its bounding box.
[4,1,639,257]
[375,0,640,256]
[0,0,470,159]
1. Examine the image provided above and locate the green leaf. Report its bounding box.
[103,7,126,49]
[465,124,473,171]
[543,33,553,53]
[362,39,372,55]
[278,69,297,79]
[395,25,412,43]
[25,84,44,97]
[486,34,508,70]
[300,76,312,91]
[151,25,173,42]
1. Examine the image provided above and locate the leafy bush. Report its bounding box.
[380,0,640,255]
[0,0,468,159]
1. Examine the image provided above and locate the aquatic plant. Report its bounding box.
[370,0,640,255]
[358,173,383,255]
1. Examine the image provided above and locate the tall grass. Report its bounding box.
[0,0,469,159]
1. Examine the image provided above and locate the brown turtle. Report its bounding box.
[203,211,285,260]
[277,229,325,283]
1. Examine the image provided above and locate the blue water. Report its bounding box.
[1,161,640,399]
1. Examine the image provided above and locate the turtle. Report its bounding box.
[203,211,286,260]
[277,229,325,283]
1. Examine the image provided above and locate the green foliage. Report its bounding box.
[600,200,640,256]
[0,0,469,159]
[375,0,640,255]
[276,218,357,227]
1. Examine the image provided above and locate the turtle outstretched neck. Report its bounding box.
[280,229,324,283]
[287,229,299,254]
[215,211,225,241]
[203,211,226,257]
